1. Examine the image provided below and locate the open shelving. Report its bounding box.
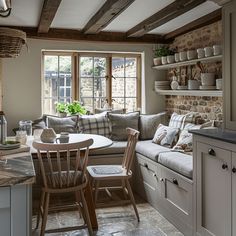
[154,89,222,97]
[152,55,222,70]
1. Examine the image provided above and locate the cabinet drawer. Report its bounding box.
[0,187,10,209]
[161,166,193,226]
[135,154,161,208]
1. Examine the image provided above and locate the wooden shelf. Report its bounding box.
[152,55,222,70]
[155,89,223,97]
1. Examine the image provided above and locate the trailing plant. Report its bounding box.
[154,47,176,57]
[55,102,67,113]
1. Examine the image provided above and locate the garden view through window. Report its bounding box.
[42,52,141,114]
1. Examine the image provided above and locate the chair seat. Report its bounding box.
[87,165,131,179]
[46,171,84,189]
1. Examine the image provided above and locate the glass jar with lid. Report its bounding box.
[19,120,32,136]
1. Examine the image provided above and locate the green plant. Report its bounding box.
[154,47,176,57]
[155,46,169,57]
[55,102,67,113]
[66,101,87,115]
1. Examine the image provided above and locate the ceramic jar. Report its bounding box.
[197,48,205,59]
[213,45,222,56]
[204,47,213,57]
[201,73,215,85]
[167,55,175,64]
[187,50,197,60]
[153,57,162,66]
[179,51,187,61]
[161,56,167,65]
[40,128,57,143]
[174,53,180,62]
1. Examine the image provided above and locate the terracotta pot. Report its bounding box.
[153,57,162,66]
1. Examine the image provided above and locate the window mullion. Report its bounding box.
[107,56,112,108]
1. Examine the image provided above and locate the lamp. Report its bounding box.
[0,0,11,17]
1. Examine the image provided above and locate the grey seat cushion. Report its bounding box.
[89,141,127,156]
[158,151,193,179]
[135,140,170,161]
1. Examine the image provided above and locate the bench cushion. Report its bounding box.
[135,140,170,162]
[158,151,193,179]
[89,141,127,156]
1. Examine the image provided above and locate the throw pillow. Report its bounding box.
[172,121,214,152]
[107,111,140,141]
[139,112,167,140]
[47,115,78,134]
[152,124,179,147]
[32,115,47,131]
[78,112,111,137]
[168,112,186,129]
[95,108,125,114]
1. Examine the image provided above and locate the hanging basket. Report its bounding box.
[0,27,26,58]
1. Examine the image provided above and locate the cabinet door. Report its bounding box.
[224,1,236,130]
[0,187,10,236]
[232,152,236,236]
[196,142,231,236]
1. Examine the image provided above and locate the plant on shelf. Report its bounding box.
[153,46,169,66]
[66,101,87,115]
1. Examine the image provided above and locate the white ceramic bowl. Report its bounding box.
[201,73,215,86]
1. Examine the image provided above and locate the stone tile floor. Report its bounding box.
[32,199,183,236]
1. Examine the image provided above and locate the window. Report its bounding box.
[42,52,141,114]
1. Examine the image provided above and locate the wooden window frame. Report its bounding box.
[42,51,141,114]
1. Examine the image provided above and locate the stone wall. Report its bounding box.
[166,21,223,126]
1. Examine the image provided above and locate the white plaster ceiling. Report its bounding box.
[149,1,221,35]
[0,0,221,35]
[103,0,175,32]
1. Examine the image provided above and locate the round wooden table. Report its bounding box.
[28,133,113,230]
[28,133,113,154]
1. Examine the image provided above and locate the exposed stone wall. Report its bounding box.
[165,95,223,127]
[166,21,223,126]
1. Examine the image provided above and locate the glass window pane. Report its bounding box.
[80,77,93,97]
[94,57,106,77]
[59,56,71,73]
[59,76,65,86]
[66,77,71,86]
[125,58,137,77]
[43,98,57,115]
[44,77,58,98]
[44,55,58,76]
[80,57,93,77]
[59,88,65,97]
[81,98,93,113]
[126,98,136,112]
[126,78,136,97]
[112,57,124,77]
[112,98,124,110]
[66,88,71,97]
[94,77,106,97]
[112,77,124,97]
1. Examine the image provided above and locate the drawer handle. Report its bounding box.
[208,148,215,156]
[222,163,228,170]
[173,178,178,185]
[144,163,149,169]
[232,167,236,173]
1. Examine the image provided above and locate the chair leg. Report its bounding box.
[122,179,128,200]
[75,191,84,219]
[80,190,93,236]
[35,191,45,229]
[125,179,140,222]
[40,192,50,236]
[94,180,100,205]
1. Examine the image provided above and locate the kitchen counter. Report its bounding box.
[0,152,35,187]
[190,128,236,144]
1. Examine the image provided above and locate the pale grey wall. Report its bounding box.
[2,38,165,134]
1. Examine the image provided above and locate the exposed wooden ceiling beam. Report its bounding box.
[0,26,167,44]
[82,0,135,34]
[126,0,206,37]
[164,9,222,40]
[38,0,62,33]
[209,0,231,6]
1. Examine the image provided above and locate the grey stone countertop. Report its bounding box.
[0,152,35,187]
[190,128,236,144]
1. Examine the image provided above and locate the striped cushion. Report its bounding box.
[169,113,186,129]
[78,113,110,137]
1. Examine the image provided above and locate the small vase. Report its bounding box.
[153,57,162,66]
[40,128,57,143]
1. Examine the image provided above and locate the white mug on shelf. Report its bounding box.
[204,47,213,57]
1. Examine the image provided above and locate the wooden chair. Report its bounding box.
[87,128,140,221]
[32,139,94,236]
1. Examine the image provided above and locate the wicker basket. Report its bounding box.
[0,27,26,58]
